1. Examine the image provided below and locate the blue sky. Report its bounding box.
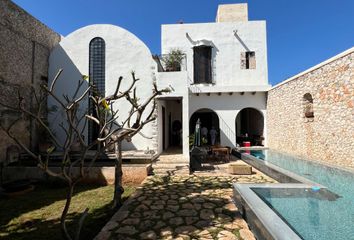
[13,0,354,85]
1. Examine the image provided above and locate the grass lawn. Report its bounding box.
[0,182,136,240]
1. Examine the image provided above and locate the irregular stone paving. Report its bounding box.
[96,174,276,240]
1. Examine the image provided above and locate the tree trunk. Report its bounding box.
[112,141,124,209]
[61,183,74,240]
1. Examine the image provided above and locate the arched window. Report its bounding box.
[303,93,314,118]
[89,37,106,96]
[88,37,105,143]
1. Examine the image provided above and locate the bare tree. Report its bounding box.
[88,72,170,209]
[0,69,170,239]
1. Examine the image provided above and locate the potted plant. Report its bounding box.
[162,49,184,72]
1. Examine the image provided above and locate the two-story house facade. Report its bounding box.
[155,3,270,159]
[48,3,270,161]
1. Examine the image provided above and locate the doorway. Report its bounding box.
[162,106,166,151]
[159,98,183,154]
[190,108,220,145]
[235,108,264,146]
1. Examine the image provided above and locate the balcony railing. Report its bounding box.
[153,54,187,72]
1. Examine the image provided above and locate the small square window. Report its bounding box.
[241,51,256,69]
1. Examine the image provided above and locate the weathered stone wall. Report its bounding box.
[267,48,354,170]
[0,0,61,163]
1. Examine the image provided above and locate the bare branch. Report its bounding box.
[102,72,139,102]
[41,84,67,110]
[17,99,61,148]
[103,76,123,101]
[69,85,91,109]
[38,161,65,180]
[0,121,38,160]
[72,79,84,100]
[85,114,100,125]
[59,122,69,137]
[49,68,63,92]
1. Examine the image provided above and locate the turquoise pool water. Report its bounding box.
[245,150,354,240]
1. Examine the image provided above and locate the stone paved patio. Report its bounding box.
[96,172,275,240]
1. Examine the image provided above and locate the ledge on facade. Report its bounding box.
[189,84,271,94]
[156,71,189,96]
[156,95,183,100]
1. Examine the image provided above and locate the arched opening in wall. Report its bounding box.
[88,37,106,144]
[190,108,219,146]
[303,93,314,119]
[235,108,264,146]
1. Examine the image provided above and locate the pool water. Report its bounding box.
[246,150,354,240]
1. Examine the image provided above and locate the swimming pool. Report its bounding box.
[244,150,354,240]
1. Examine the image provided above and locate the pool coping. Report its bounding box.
[233,183,309,240]
[232,151,332,240]
[234,150,323,187]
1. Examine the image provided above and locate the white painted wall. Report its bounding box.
[156,71,189,96]
[47,16,269,160]
[158,19,270,158]
[189,92,267,147]
[49,24,156,151]
[161,21,269,88]
[156,71,190,158]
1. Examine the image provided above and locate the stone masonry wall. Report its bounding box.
[0,0,61,163]
[267,49,354,170]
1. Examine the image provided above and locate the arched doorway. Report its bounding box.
[235,108,264,146]
[190,108,220,145]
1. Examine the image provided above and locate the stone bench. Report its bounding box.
[229,163,252,175]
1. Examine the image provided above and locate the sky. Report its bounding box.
[13,0,354,86]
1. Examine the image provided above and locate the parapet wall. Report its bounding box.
[0,0,61,163]
[267,47,354,170]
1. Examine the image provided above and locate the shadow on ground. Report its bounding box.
[0,182,134,240]
[105,174,273,239]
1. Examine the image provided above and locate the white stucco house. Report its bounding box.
[48,3,270,163]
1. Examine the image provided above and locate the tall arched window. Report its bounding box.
[88,37,105,143]
[89,37,106,96]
